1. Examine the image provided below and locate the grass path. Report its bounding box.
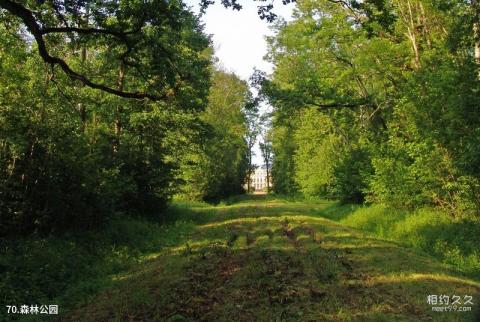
[65,196,480,321]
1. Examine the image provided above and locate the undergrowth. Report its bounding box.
[320,203,480,279]
[0,203,198,321]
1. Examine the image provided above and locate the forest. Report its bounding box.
[1,0,480,321]
[264,0,480,212]
[260,0,480,274]
[0,0,257,237]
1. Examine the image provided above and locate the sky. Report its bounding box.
[184,0,295,165]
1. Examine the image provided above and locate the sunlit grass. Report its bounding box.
[326,203,480,278]
[371,273,480,288]
[60,195,479,322]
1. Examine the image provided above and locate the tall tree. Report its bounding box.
[0,0,210,101]
[258,115,273,193]
[244,100,259,193]
[180,70,251,201]
[262,0,480,214]
[259,139,273,193]
[0,1,212,236]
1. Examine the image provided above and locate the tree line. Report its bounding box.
[260,0,480,216]
[0,0,256,237]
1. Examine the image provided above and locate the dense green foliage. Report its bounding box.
[263,0,480,217]
[179,70,252,201]
[0,1,252,236]
[322,202,480,277]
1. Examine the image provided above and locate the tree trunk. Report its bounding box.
[407,0,420,68]
[266,161,270,193]
[474,0,480,66]
[398,0,420,68]
[113,62,126,153]
[78,3,89,133]
[247,150,252,192]
[418,2,432,49]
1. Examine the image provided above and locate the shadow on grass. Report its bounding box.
[5,194,479,322]
[137,195,480,281]
[64,216,480,322]
[396,218,480,279]
[316,202,361,221]
[166,194,338,225]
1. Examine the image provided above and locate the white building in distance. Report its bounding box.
[246,166,271,191]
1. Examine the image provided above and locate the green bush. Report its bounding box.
[338,205,480,278]
[293,109,344,198]
[0,212,197,319]
[333,148,373,204]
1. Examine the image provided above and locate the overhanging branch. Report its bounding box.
[308,101,370,109]
[0,0,163,101]
[41,27,130,40]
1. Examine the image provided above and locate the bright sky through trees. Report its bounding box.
[185,0,295,165]
[185,0,294,79]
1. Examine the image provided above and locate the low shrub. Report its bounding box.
[336,205,480,278]
[0,210,196,320]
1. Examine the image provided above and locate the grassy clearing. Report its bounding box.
[2,195,479,321]
[55,195,479,321]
